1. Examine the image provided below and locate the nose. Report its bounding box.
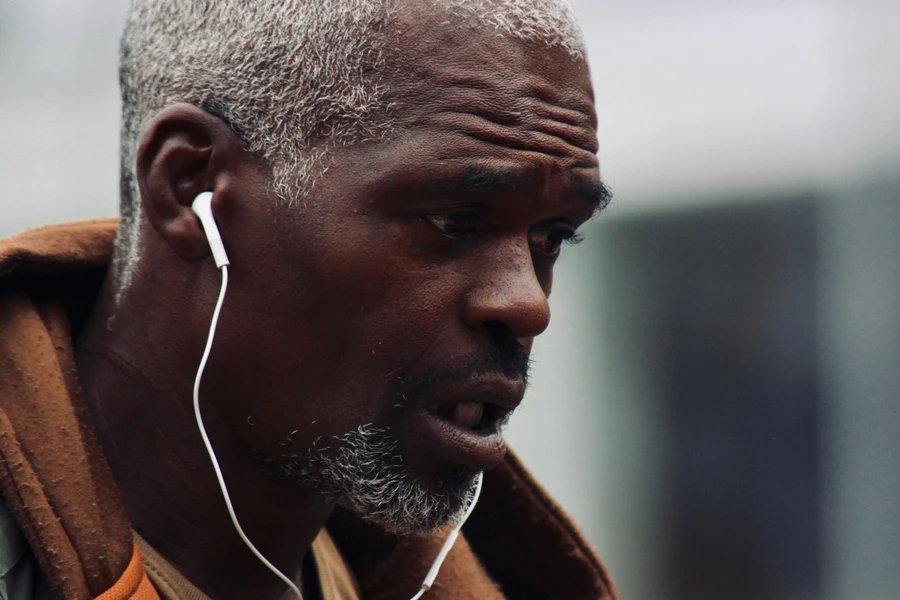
[462,239,551,340]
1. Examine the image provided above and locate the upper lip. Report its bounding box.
[422,376,525,414]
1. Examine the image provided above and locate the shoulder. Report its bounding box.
[0,218,118,280]
[0,497,55,600]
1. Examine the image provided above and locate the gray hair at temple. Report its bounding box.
[114,0,586,295]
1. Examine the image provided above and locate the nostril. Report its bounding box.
[478,323,533,384]
[483,320,514,339]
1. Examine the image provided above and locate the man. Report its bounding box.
[0,0,616,598]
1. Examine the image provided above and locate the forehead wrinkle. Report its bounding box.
[521,94,596,130]
[429,109,599,165]
[524,111,598,153]
[427,66,596,126]
[428,85,596,139]
[412,71,597,154]
[511,75,597,128]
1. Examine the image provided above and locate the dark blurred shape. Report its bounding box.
[600,199,820,600]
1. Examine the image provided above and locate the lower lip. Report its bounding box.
[413,406,507,470]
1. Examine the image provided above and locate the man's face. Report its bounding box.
[205,17,602,534]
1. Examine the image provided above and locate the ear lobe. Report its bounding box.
[136,104,237,262]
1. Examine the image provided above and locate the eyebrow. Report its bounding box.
[581,179,614,213]
[442,167,613,213]
[444,168,532,193]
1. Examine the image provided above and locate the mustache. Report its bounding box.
[396,330,532,403]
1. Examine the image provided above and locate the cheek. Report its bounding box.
[211,235,465,455]
[266,218,465,371]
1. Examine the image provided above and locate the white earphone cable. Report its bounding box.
[410,470,484,600]
[193,264,305,600]
[194,261,484,600]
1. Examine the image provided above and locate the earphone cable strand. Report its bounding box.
[193,265,305,600]
[193,262,483,600]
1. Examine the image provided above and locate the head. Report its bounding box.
[116,0,608,536]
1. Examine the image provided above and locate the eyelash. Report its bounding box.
[529,228,582,256]
[566,231,585,246]
[421,212,584,256]
[421,212,481,238]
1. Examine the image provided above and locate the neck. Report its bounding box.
[76,276,335,600]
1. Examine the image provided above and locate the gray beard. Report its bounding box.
[272,424,480,537]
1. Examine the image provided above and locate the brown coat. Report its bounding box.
[0,220,617,600]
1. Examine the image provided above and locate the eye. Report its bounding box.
[422,211,481,238]
[528,228,584,256]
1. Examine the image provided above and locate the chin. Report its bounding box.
[262,423,480,537]
[337,463,479,538]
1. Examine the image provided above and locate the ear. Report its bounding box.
[136,103,243,262]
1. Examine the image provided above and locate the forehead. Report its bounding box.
[299,3,601,212]
[372,7,599,182]
[385,5,596,126]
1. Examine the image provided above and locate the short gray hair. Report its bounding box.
[114,0,586,293]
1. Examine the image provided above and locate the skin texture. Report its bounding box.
[76,5,602,600]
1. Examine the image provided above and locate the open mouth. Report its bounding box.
[423,401,508,431]
[414,387,519,469]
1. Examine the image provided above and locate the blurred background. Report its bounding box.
[1,1,898,599]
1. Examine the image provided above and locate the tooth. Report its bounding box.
[451,402,483,428]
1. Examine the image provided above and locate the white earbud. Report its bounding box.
[191,191,230,268]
